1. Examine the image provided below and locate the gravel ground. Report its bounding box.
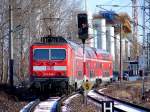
[0,85,99,112]
[62,94,99,112]
[1,81,150,112]
[102,81,150,109]
[0,91,27,112]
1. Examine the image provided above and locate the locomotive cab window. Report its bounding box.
[51,49,66,60]
[34,49,49,60]
[33,48,66,60]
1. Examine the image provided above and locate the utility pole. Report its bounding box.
[141,0,150,99]
[141,0,145,99]
[20,31,23,79]
[143,0,150,71]
[0,39,4,82]
[131,0,138,59]
[9,0,14,87]
[119,24,122,81]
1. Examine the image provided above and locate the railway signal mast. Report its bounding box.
[77,13,88,43]
[77,13,88,80]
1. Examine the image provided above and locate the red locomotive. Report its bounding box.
[29,36,113,91]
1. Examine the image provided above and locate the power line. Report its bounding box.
[116,3,132,12]
[96,4,143,8]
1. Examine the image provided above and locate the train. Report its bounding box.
[29,36,113,92]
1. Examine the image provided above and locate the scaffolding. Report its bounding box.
[131,0,138,59]
[143,0,150,72]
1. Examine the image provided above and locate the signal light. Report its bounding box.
[77,13,88,41]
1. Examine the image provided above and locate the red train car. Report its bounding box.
[29,36,113,90]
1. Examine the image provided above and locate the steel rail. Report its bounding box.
[89,89,150,112]
[20,99,40,112]
[20,90,82,112]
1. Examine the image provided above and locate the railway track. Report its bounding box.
[20,99,40,112]
[20,97,63,112]
[20,91,80,112]
[87,89,150,112]
[20,86,150,112]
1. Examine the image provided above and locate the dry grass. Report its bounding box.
[102,81,150,109]
[62,95,99,112]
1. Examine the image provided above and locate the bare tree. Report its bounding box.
[0,0,82,84]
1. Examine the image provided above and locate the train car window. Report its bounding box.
[99,63,102,68]
[51,49,66,60]
[78,71,82,77]
[34,49,49,60]
[86,62,89,68]
[90,71,94,78]
[96,62,99,68]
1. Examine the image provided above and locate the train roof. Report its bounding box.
[67,39,110,55]
[32,36,111,59]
